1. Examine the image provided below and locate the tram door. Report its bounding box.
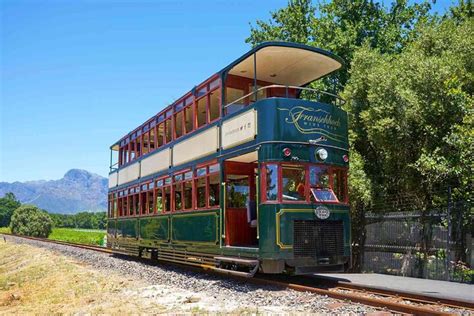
[224,161,258,247]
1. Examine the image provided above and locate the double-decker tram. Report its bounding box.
[107,42,350,276]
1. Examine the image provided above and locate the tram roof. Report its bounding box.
[220,41,345,87]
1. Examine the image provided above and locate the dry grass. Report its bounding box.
[0,242,168,314]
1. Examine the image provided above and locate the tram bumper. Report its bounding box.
[285,256,349,275]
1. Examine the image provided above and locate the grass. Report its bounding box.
[0,227,10,234]
[0,242,162,314]
[0,227,105,246]
[48,228,106,246]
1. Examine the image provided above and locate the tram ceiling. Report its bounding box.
[227,45,343,87]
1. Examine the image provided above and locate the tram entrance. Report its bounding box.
[224,152,258,247]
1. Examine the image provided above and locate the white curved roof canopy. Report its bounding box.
[227,45,343,86]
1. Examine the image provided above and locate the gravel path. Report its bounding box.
[2,234,379,314]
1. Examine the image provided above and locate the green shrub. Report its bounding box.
[10,204,53,238]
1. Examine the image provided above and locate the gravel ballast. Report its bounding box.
[2,234,379,314]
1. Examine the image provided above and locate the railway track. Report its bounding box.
[2,233,472,315]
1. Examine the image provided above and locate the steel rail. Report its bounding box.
[2,233,472,315]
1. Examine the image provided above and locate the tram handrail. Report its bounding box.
[223,84,345,109]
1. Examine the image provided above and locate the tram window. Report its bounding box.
[136,137,142,158]
[282,165,306,201]
[155,188,163,213]
[197,96,207,128]
[118,197,122,217]
[265,164,278,201]
[140,191,147,215]
[164,186,171,212]
[143,132,149,155]
[149,128,156,151]
[209,89,220,121]
[130,142,136,161]
[157,123,165,147]
[134,193,140,215]
[122,196,128,216]
[227,175,249,208]
[196,177,207,208]
[196,167,207,177]
[309,166,337,202]
[184,180,193,209]
[128,195,134,216]
[209,79,219,90]
[113,193,118,217]
[310,166,330,188]
[174,183,183,211]
[209,174,220,207]
[209,163,220,173]
[175,111,184,138]
[123,146,128,164]
[165,118,172,143]
[147,190,154,213]
[184,106,193,133]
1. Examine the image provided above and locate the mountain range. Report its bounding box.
[0,169,108,214]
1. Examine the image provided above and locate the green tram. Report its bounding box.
[107,42,350,276]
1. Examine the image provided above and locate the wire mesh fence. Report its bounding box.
[352,190,473,284]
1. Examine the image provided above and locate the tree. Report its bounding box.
[246,0,431,93]
[10,204,53,238]
[343,17,473,205]
[0,192,21,227]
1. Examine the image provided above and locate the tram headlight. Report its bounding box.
[282,147,292,157]
[316,148,328,161]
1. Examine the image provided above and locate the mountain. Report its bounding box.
[0,169,108,214]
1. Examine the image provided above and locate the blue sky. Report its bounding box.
[0,0,452,182]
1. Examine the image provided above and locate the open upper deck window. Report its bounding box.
[222,43,343,109]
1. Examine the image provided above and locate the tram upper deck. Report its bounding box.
[108,42,346,190]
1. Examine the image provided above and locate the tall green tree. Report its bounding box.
[246,0,431,92]
[344,17,473,205]
[0,192,21,227]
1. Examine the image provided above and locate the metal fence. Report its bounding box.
[352,193,473,284]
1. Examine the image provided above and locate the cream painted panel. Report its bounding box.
[118,162,140,186]
[221,109,257,149]
[141,148,170,177]
[173,126,218,166]
[108,171,118,188]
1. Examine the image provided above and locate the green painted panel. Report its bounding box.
[107,220,116,237]
[140,216,169,241]
[257,204,351,258]
[256,98,348,149]
[172,211,219,244]
[117,219,138,238]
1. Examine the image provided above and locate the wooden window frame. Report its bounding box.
[184,104,194,135]
[195,94,208,130]
[173,109,185,139]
